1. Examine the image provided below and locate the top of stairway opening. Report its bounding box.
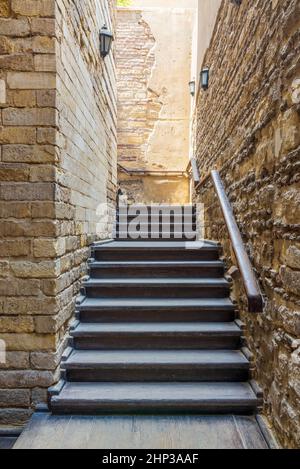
[114,204,201,242]
[118,204,197,209]
[93,240,220,249]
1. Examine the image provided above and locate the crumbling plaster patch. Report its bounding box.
[142,8,193,171]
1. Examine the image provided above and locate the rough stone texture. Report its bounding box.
[0,0,117,425]
[116,3,194,204]
[193,0,300,449]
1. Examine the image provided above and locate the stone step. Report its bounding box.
[93,241,221,261]
[115,224,197,235]
[50,382,260,415]
[83,277,230,299]
[118,215,198,225]
[118,204,197,213]
[77,297,236,323]
[114,232,197,241]
[71,322,241,350]
[116,222,197,228]
[88,260,225,279]
[62,349,249,382]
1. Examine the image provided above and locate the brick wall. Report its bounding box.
[193,0,300,448]
[0,0,117,426]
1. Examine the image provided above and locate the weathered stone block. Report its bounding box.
[11,260,60,279]
[0,261,9,278]
[280,109,300,155]
[11,0,55,17]
[285,245,300,270]
[281,266,300,297]
[3,297,57,316]
[8,90,36,108]
[0,201,31,219]
[31,387,47,405]
[33,238,65,258]
[0,164,29,182]
[0,54,34,72]
[0,369,57,388]
[0,18,30,37]
[275,187,300,225]
[32,36,56,54]
[30,165,56,182]
[31,340,66,369]
[2,108,56,127]
[36,127,56,145]
[27,221,58,238]
[0,334,56,352]
[34,304,72,334]
[36,90,56,107]
[31,18,55,36]
[2,144,56,164]
[0,80,6,104]
[0,37,14,54]
[0,240,31,257]
[56,203,75,220]
[0,317,34,333]
[0,352,29,370]
[0,182,55,201]
[0,278,40,297]
[7,72,56,90]
[0,409,32,426]
[0,0,10,17]
[34,54,56,72]
[0,389,30,407]
[0,127,36,144]
[31,201,56,218]
[288,348,300,399]
[59,253,72,274]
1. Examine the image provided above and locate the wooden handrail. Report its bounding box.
[190,165,264,313]
[211,170,264,313]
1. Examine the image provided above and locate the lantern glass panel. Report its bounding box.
[100,25,113,58]
[201,68,209,90]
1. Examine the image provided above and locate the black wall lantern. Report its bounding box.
[230,0,242,5]
[200,67,210,91]
[189,80,196,97]
[100,24,114,58]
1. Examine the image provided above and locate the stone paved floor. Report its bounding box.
[13,413,271,449]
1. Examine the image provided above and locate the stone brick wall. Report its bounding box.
[0,0,117,427]
[116,2,195,204]
[193,0,300,448]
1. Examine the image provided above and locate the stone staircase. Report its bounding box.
[48,205,262,414]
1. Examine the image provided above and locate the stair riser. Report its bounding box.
[115,235,197,241]
[65,368,249,383]
[51,401,257,415]
[84,285,230,299]
[118,215,197,223]
[88,266,224,279]
[72,335,241,350]
[115,223,197,231]
[94,250,220,262]
[78,309,236,323]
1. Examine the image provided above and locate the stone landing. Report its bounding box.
[13,413,274,449]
